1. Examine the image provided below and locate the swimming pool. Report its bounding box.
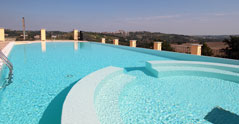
[0,42,238,124]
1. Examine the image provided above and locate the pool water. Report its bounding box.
[0,42,172,124]
[94,68,239,124]
[1,42,239,124]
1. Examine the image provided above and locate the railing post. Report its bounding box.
[113,39,119,45]
[0,28,5,42]
[74,29,78,41]
[191,44,202,56]
[154,42,162,51]
[101,38,105,44]
[41,29,46,41]
[130,40,137,47]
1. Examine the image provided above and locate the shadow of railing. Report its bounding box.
[204,107,239,124]
[39,79,81,124]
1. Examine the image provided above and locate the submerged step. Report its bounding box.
[146,61,239,82]
[62,66,126,124]
[147,61,239,73]
[94,70,136,123]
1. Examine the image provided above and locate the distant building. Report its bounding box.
[102,30,129,36]
[34,35,40,39]
[115,30,125,34]
[115,30,129,36]
[20,34,28,38]
[51,35,57,39]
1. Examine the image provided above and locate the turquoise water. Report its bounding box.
[1,42,239,124]
[0,42,171,124]
[94,69,239,124]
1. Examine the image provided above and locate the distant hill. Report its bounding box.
[5,29,235,45]
[84,31,236,43]
[83,31,235,49]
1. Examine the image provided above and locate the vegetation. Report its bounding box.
[162,41,174,51]
[5,30,74,41]
[4,29,239,59]
[201,42,213,56]
[222,36,239,59]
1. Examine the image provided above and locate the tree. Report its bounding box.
[79,31,84,40]
[201,42,213,56]
[222,36,239,59]
[162,41,174,51]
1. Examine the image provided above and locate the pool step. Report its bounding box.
[146,61,239,82]
[147,61,239,73]
[62,66,126,124]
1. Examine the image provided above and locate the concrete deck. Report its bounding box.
[0,42,10,50]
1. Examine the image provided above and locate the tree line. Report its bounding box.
[4,29,239,60]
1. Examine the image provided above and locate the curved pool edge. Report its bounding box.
[61,66,123,124]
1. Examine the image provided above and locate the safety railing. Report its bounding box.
[0,51,13,87]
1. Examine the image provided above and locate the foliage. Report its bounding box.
[5,29,74,40]
[162,41,174,51]
[201,42,213,56]
[222,36,239,59]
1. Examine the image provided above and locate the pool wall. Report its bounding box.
[92,42,239,65]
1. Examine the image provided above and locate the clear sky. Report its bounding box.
[0,0,239,35]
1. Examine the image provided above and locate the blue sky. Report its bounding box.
[0,0,239,35]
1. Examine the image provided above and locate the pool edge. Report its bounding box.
[61,66,123,124]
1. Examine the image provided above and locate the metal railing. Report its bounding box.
[0,51,13,87]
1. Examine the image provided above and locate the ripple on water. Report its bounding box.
[116,71,239,123]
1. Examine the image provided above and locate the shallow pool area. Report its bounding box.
[93,61,239,124]
[95,70,239,123]
[0,42,238,124]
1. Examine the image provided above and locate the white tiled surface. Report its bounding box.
[61,66,123,124]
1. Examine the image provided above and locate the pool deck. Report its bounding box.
[0,41,10,50]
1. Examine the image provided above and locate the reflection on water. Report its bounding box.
[74,41,78,50]
[40,41,92,52]
[41,41,46,52]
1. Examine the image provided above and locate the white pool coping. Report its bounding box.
[0,42,15,71]
[61,66,123,124]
